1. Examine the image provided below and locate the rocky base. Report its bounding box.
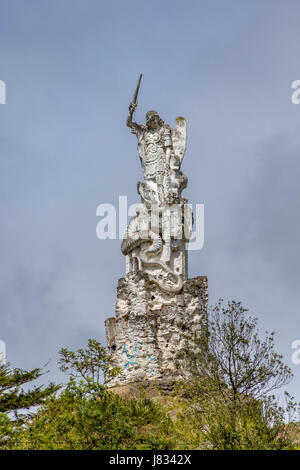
[107,379,177,400]
[105,273,208,387]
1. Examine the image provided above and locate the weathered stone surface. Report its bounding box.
[105,273,208,387]
[104,83,207,388]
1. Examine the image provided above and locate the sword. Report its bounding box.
[129,74,142,115]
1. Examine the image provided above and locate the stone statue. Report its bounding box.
[122,76,192,294]
[104,76,208,388]
[126,79,187,206]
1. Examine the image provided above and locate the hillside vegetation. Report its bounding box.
[1,301,299,450]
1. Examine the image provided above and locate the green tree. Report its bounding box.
[182,300,292,400]
[16,381,174,450]
[15,340,174,450]
[0,362,59,414]
[177,300,298,450]
[58,338,120,383]
[0,361,59,449]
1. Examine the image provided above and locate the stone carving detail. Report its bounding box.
[123,78,192,294]
[127,111,187,206]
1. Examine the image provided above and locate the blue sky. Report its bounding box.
[1,0,300,400]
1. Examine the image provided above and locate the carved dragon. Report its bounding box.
[121,207,183,294]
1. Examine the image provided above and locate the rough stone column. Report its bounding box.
[105,274,208,387]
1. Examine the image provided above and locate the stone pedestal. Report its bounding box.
[105,273,208,387]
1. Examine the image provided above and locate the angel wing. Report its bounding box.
[171,116,187,162]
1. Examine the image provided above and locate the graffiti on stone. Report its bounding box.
[120,342,159,375]
[121,343,138,368]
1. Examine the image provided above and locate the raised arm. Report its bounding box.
[126,102,143,135]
